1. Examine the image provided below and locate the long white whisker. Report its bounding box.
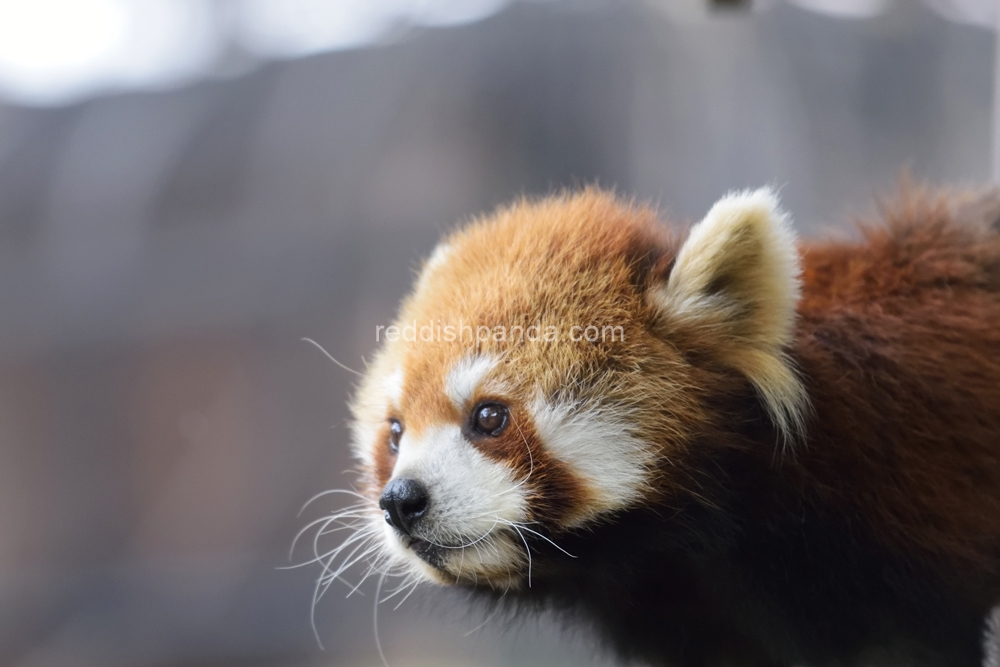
[298,487,372,516]
[507,522,533,587]
[285,526,370,572]
[392,578,421,610]
[378,574,415,602]
[287,509,372,563]
[302,337,364,376]
[455,539,467,584]
[331,547,377,597]
[501,413,534,494]
[341,543,388,597]
[315,520,371,537]
[289,515,337,561]
[324,539,379,583]
[374,572,391,667]
[310,551,331,650]
[300,524,372,570]
[322,539,380,591]
[421,516,501,550]
[497,519,577,559]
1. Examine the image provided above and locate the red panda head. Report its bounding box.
[346,188,807,590]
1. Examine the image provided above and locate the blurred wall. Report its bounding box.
[0,2,993,666]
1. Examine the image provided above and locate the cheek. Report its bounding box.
[478,410,592,528]
[524,457,591,528]
[424,428,526,522]
[528,398,658,527]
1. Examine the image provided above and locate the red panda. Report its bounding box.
[337,186,1000,667]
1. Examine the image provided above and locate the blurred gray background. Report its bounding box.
[0,0,996,665]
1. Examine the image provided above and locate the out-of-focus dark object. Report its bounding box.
[711,0,752,9]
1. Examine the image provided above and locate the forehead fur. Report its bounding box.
[398,189,676,390]
[412,189,668,318]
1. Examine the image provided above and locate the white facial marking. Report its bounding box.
[531,395,654,524]
[350,363,403,468]
[383,367,404,407]
[351,421,378,468]
[444,354,497,410]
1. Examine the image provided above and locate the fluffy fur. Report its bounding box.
[333,185,1000,666]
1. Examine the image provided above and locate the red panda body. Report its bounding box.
[343,188,1000,666]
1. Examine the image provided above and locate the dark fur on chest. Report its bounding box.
[478,439,987,667]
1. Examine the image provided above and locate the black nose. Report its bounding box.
[378,478,429,535]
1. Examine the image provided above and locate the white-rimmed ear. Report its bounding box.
[650,188,808,441]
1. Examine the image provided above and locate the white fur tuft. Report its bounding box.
[445,354,498,409]
[383,367,404,407]
[415,242,453,294]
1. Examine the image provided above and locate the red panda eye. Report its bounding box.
[388,419,402,453]
[472,403,508,437]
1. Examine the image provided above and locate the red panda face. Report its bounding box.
[346,188,806,590]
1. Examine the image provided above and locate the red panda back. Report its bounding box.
[795,190,1000,601]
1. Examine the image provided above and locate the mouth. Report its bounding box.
[406,536,448,570]
[397,529,528,589]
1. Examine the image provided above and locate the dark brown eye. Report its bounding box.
[388,419,402,453]
[472,403,508,437]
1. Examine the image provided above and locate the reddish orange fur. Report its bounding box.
[793,190,1000,593]
[359,186,1000,565]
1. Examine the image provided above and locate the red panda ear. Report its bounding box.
[649,188,808,442]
